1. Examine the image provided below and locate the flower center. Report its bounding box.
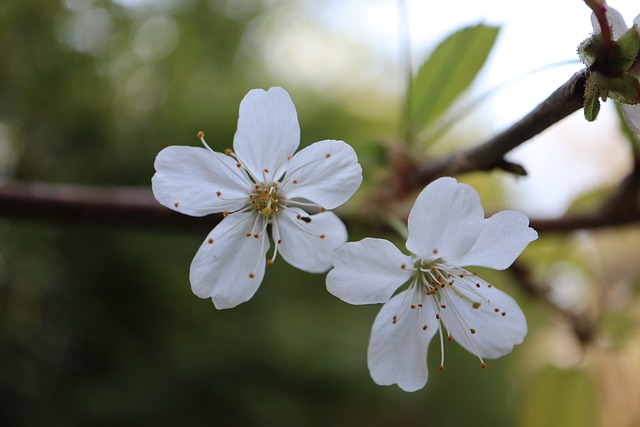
[393,260,503,369]
[249,184,281,218]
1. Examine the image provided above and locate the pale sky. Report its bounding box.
[106,0,639,217]
[255,0,638,217]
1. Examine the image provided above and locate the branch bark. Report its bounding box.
[0,180,217,233]
[2,70,637,235]
[416,70,588,183]
[1,176,639,234]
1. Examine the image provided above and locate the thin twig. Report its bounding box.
[415,70,588,183]
[1,175,639,233]
[0,180,217,233]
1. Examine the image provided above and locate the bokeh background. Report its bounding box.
[2,0,640,426]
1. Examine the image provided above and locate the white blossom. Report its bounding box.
[326,177,537,391]
[152,87,362,309]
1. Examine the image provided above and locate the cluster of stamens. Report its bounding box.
[391,256,510,370]
[196,130,333,275]
[249,184,280,218]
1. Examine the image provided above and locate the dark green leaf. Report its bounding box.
[611,26,640,72]
[584,75,602,121]
[577,33,603,67]
[410,24,500,132]
[608,73,640,104]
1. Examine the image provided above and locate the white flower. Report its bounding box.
[326,177,537,392]
[591,3,640,138]
[152,87,362,309]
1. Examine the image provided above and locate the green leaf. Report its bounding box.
[583,75,602,121]
[608,73,640,104]
[577,33,603,67]
[610,26,640,73]
[410,24,500,132]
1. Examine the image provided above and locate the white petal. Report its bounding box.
[280,140,363,209]
[449,210,538,270]
[233,87,300,185]
[189,211,270,309]
[368,290,438,392]
[438,278,527,359]
[406,177,484,262]
[326,238,413,305]
[622,104,640,139]
[591,6,629,38]
[152,146,250,216]
[275,208,347,273]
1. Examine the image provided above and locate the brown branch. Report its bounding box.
[1,175,639,234]
[416,70,588,183]
[0,180,218,233]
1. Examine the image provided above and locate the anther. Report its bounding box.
[319,234,325,239]
[293,180,299,184]
[501,311,506,317]
[476,283,481,288]
[447,336,452,342]
[249,273,255,279]
[197,131,205,139]
[410,305,416,309]
[245,233,251,237]
[174,201,180,208]
[296,214,302,220]
[320,207,326,212]
[224,148,233,155]
[472,302,481,309]
[438,365,444,371]
[435,314,440,320]
[470,328,476,334]
[266,260,274,267]
[216,191,222,197]
[325,153,331,158]
[253,234,259,238]
[418,303,423,308]
[236,163,241,168]
[223,211,230,216]
[440,304,447,309]
[392,316,397,324]
[401,263,406,269]
[494,308,500,313]
[208,238,214,244]
[277,239,282,244]
[480,362,487,369]
[422,325,428,331]
[433,249,438,254]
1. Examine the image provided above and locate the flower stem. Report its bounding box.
[584,0,612,71]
